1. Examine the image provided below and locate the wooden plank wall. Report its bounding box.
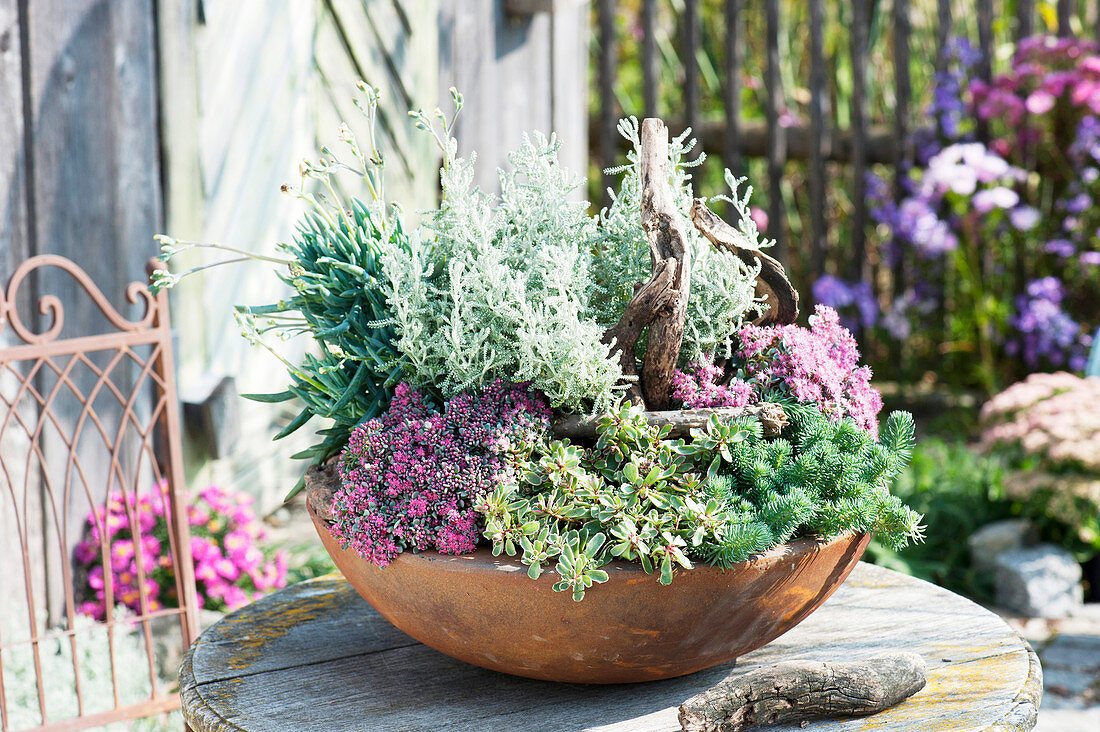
[439,0,590,197]
[0,0,592,530]
[0,0,163,618]
[316,0,439,217]
[158,0,318,509]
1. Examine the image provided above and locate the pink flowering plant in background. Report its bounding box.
[73,484,287,619]
[329,380,552,566]
[673,306,883,436]
[979,372,1100,561]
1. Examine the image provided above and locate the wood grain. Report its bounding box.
[180,563,1040,731]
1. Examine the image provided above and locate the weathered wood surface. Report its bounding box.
[678,653,927,731]
[438,0,590,199]
[180,563,1041,731]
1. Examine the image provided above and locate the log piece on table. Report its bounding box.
[634,118,692,410]
[689,197,798,327]
[552,403,789,442]
[678,653,928,732]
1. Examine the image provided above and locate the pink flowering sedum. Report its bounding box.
[980,372,1100,472]
[73,484,287,619]
[671,358,754,409]
[330,380,551,566]
[670,306,883,435]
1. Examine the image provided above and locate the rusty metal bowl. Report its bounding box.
[305,471,869,684]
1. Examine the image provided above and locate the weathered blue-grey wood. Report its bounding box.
[438,0,588,199]
[180,563,1041,731]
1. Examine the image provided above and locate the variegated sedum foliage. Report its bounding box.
[591,119,764,362]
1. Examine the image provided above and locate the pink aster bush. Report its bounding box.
[674,306,882,435]
[329,380,551,566]
[671,358,753,409]
[73,484,287,619]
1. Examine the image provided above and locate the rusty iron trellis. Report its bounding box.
[0,254,199,731]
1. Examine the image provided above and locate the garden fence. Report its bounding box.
[591,0,1097,305]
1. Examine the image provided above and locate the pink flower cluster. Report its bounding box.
[972,36,1100,137]
[671,307,883,435]
[73,484,287,619]
[980,372,1100,472]
[740,306,882,435]
[330,380,551,566]
[671,358,754,409]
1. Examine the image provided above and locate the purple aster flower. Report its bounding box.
[972,186,1019,213]
[1009,206,1041,231]
[1045,239,1076,257]
[1081,250,1100,265]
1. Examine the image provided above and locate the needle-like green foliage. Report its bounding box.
[478,403,923,600]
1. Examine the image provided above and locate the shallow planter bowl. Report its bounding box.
[306,475,869,684]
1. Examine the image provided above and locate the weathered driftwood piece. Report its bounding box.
[600,261,679,405]
[689,197,798,327]
[552,403,789,442]
[678,653,927,732]
[305,463,340,523]
[627,118,692,410]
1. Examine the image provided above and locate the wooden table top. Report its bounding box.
[179,562,1041,731]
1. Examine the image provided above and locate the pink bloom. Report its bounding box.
[1025,90,1056,114]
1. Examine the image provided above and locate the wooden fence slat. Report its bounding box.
[723,0,742,183]
[1059,0,1073,37]
[641,0,657,117]
[683,0,700,139]
[808,0,827,284]
[1017,0,1034,40]
[849,0,868,285]
[977,0,993,145]
[893,0,911,298]
[765,0,786,262]
[597,0,616,206]
[935,0,951,75]
[551,0,591,194]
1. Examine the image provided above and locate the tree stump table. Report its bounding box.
[179,563,1041,731]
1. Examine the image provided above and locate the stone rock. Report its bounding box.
[1035,705,1100,732]
[994,544,1083,618]
[969,519,1037,573]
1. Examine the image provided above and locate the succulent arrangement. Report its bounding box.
[156,86,922,599]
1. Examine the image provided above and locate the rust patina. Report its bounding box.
[305,468,870,684]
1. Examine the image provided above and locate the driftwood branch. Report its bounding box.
[601,260,678,405]
[679,653,927,732]
[552,403,789,441]
[305,463,340,523]
[690,198,798,327]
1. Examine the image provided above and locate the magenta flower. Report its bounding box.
[738,306,884,436]
[74,483,288,618]
[330,381,551,566]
